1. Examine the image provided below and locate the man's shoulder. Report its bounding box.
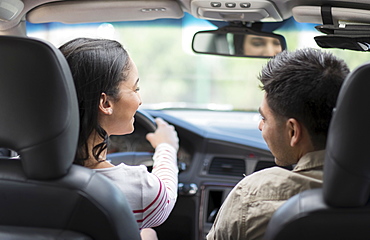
[236,167,292,191]
[245,166,292,181]
[236,166,322,201]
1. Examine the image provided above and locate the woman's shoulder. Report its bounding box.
[94,163,156,188]
[95,162,148,175]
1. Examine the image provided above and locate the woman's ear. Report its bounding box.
[99,92,113,115]
[287,118,302,147]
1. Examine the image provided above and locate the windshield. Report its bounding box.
[27,13,370,111]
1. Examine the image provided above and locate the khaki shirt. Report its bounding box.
[206,150,325,240]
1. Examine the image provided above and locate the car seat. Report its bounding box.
[264,62,370,240]
[0,36,140,240]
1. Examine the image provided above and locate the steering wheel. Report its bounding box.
[134,109,157,132]
[107,109,157,167]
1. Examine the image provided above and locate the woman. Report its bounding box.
[59,38,179,236]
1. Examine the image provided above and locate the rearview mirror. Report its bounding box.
[192,27,286,58]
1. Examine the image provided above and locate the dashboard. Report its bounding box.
[108,125,193,169]
[107,109,279,240]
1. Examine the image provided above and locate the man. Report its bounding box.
[206,48,350,240]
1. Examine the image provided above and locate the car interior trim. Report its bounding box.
[293,5,370,25]
[191,0,283,22]
[27,0,184,24]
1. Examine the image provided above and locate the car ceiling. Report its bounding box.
[1,0,370,35]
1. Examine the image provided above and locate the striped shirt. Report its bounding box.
[95,143,178,229]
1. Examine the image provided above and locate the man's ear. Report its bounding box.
[99,92,113,115]
[287,118,302,147]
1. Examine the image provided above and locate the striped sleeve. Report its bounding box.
[135,143,178,229]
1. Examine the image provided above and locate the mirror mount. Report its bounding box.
[192,22,286,58]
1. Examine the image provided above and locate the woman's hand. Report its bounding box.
[140,228,158,240]
[146,118,179,151]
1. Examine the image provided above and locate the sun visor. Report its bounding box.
[293,6,370,25]
[315,35,370,51]
[27,0,184,24]
[294,5,370,52]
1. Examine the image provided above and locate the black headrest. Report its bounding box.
[0,36,79,180]
[324,62,370,207]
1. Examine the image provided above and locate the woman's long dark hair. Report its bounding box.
[60,38,130,166]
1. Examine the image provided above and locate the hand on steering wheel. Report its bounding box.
[146,118,179,151]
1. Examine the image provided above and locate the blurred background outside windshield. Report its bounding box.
[27,13,370,111]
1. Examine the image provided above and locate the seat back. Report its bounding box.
[0,36,140,240]
[264,62,370,240]
[323,62,370,207]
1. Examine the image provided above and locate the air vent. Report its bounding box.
[209,157,245,177]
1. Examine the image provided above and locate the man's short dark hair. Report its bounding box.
[259,48,350,149]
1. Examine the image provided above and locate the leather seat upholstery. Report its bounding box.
[0,36,140,240]
[264,62,370,240]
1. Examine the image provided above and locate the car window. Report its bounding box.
[27,14,370,111]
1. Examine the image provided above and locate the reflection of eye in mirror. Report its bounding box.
[192,28,286,58]
[237,34,282,57]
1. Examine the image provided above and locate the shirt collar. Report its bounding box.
[293,150,325,172]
